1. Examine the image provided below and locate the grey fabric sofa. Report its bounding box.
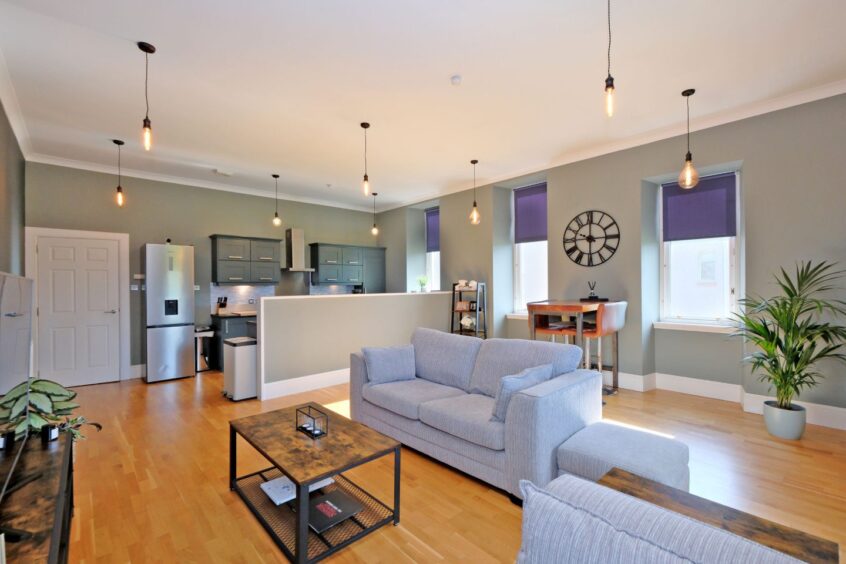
[350,328,602,498]
[518,475,802,563]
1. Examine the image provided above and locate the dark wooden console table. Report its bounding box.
[230,403,400,563]
[0,433,73,563]
[599,467,839,563]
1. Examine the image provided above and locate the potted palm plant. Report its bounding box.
[733,261,846,440]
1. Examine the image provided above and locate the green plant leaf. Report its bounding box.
[8,395,28,420]
[28,392,54,414]
[52,401,79,412]
[26,412,50,430]
[0,381,30,407]
[30,379,76,399]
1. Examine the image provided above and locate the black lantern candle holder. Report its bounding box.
[0,430,16,452]
[41,424,59,445]
[296,406,328,439]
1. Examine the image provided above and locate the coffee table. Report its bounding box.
[599,467,839,563]
[230,402,401,563]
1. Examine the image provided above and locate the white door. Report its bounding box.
[36,237,120,387]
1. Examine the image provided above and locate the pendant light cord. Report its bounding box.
[686,95,691,153]
[117,143,122,185]
[144,53,150,119]
[607,0,612,77]
[275,177,279,214]
[473,162,477,200]
[364,127,368,176]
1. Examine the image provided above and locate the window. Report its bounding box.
[513,183,548,312]
[661,172,739,324]
[425,207,441,291]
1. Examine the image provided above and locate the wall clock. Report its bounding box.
[562,210,620,267]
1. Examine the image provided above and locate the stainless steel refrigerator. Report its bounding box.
[143,243,195,383]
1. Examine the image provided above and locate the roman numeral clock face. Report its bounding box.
[562,210,620,267]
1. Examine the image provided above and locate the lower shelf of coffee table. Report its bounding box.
[234,468,394,562]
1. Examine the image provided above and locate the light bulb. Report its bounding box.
[142,117,152,151]
[678,153,699,189]
[469,203,481,225]
[362,175,370,196]
[272,213,282,227]
[115,186,125,207]
[371,224,379,236]
[605,76,615,117]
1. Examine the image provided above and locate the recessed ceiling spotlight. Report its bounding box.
[450,74,462,86]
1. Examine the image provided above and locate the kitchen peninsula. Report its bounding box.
[256,291,450,400]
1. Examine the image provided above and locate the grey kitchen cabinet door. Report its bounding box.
[251,240,281,263]
[317,245,342,265]
[216,238,251,261]
[342,265,363,284]
[317,264,341,284]
[216,261,251,284]
[251,262,280,284]
[342,247,363,265]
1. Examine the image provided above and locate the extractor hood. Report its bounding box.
[284,228,314,272]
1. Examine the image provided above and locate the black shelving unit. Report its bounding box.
[450,282,487,338]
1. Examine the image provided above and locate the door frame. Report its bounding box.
[25,227,131,382]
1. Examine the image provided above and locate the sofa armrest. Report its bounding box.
[504,369,602,497]
[349,352,368,421]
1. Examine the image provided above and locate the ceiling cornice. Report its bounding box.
[27,153,373,213]
[0,42,32,156]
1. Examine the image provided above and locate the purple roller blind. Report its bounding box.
[662,172,737,242]
[514,183,548,244]
[425,207,440,252]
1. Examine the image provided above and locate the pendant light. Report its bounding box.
[604,0,615,117]
[271,174,282,226]
[138,42,156,151]
[113,139,125,207]
[678,88,699,189]
[360,122,370,196]
[469,159,481,226]
[370,192,379,236]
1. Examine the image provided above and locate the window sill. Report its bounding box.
[653,321,735,335]
[506,313,529,320]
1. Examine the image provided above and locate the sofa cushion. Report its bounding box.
[490,364,553,422]
[362,345,416,385]
[411,328,482,390]
[362,379,465,420]
[557,422,690,491]
[539,475,802,563]
[419,394,505,451]
[468,339,583,398]
[518,480,689,564]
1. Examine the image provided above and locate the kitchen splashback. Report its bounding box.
[210,284,276,313]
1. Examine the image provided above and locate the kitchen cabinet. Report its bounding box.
[310,243,385,291]
[211,235,282,284]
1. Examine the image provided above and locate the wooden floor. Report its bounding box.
[68,372,846,563]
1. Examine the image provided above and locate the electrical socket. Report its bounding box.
[248,298,256,305]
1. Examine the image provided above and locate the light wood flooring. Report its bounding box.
[68,372,846,562]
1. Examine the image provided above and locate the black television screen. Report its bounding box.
[0,271,34,508]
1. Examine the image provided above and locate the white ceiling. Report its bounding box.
[1,0,845,211]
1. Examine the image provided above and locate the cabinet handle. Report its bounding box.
[259,277,272,281]
[348,261,359,264]
[326,278,338,282]
[326,260,338,264]
[228,277,244,281]
[228,255,243,260]
[259,256,273,260]
[349,278,359,282]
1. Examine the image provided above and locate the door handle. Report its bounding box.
[105,309,118,314]
[3,312,23,318]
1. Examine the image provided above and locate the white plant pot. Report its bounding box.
[762,401,806,440]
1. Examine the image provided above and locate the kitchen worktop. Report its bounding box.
[211,312,257,318]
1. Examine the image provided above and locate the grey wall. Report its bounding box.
[405,209,427,292]
[386,94,846,407]
[25,162,375,365]
[0,101,24,275]
[376,207,408,293]
[261,292,451,382]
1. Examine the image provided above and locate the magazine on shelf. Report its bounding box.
[259,475,335,506]
[308,490,363,533]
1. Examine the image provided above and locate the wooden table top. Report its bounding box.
[0,433,71,562]
[527,300,604,313]
[599,467,839,563]
[230,402,399,486]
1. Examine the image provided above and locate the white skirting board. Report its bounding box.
[606,370,846,431]
[129,364,146,380]
[259,369,349,401]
